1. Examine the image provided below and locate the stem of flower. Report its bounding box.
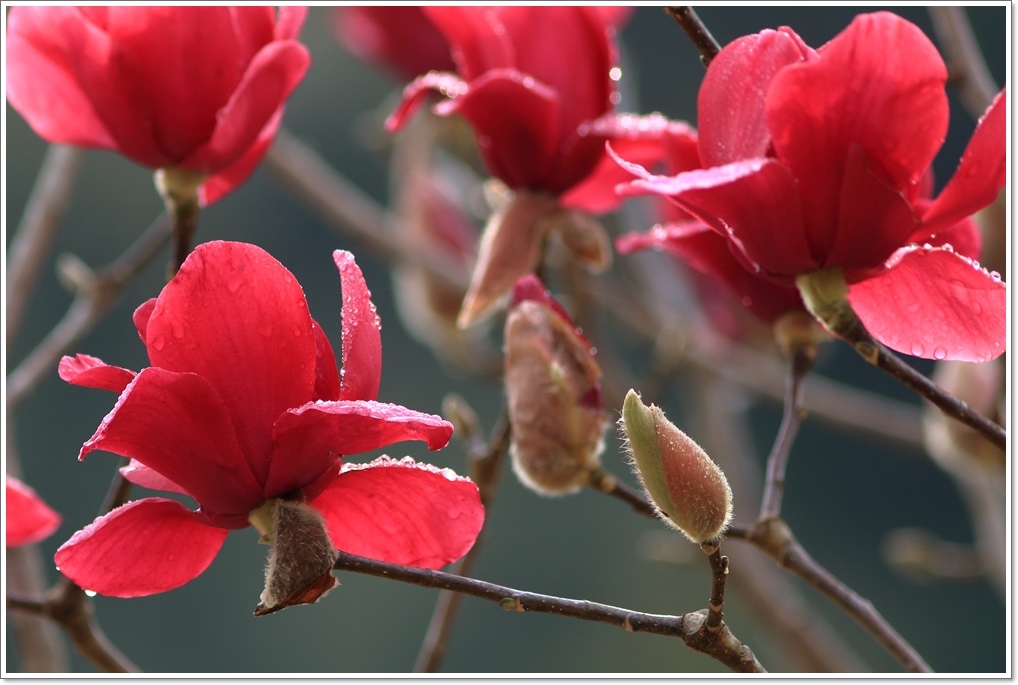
[758,345,815,521]
[333,551,766,673]
[702,543,729,633]
[727,520,933,673]
[665,7,721,67]
[586,466,659,519]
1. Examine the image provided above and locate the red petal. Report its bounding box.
[311,318,341,402]
[847,246,1006,362]
[198,108,283,206]
[268,400,454,499]
[698,29,807,167]
[54,498,229,598]
[921,89,1007,232]
[332,6,456,81]
[145,241,317,485]
[132,298,157,344]
[58,354,136,393]
[562,113,700,215]
[615,153,815,278]
[182,40,309,172]
[424,7,513,80]
[81,367,262,517]
[119,460,189,497]
[274,6,308,41]
[617,222,804,324]
[6,476,61,547]
[385,71,466,133]
[767,12,948,255]
[5,8,116,150]
[435,69,563,190]
[334,250,382,402]
[309,457,483,569]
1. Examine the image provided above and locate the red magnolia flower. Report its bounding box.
[385,6,642,326]
[615,12,1006,362]
[6,476,61,547]
[55,241,484,598]
[6,7,310,205]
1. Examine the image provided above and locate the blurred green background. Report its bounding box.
[5,5,1007,674]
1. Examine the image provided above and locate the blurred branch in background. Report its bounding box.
[928,7,999,118]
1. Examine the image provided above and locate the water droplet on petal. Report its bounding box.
[609,67,622,81]
[933,347,947,360]
[151,336,166,351]
[910,343,925,357]
[171,322,185,339]
[227,278,243,293]
[84,589,97,598]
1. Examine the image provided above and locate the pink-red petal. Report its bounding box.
[766,12,948,253]
[267,400,455,500]
[309,457,483,569]
[119,460,189,497]
[847,246,1006,362]
[54,498,229,597]
[144,241,317,484]
[334,250,382,402]
[80,367,262,517]
[6,476,61,547]
[698,29,807,167]
[198,108,283,207]
[311,318,341,402]
[58,354,136,393]
[921,88,1007,233]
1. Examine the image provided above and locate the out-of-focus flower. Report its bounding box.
[56,241,484,607]
[6,476,61,547]
[332,6,457,82]
[6,7,310,205]
[615,12,1006,362]
[504,275,608,495]
[621,390,732,544]
[386,7,648,327]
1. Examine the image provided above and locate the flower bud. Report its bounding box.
[621,389,732,543]
[504,275,607,495]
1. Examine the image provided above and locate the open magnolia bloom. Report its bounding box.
[614,12,1006,362]
[387,6,652,327]
[56,242,484,604]
[6,7,310,205]
[6,476,61,548]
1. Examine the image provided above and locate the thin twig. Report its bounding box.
[702,543,729,633]
[7,145,86,349]
[414,408,511,672]
[6,214,171,410]
[665,7,721,67]
[334,551,765,672]
[587,466,659,519]
[726,520,932,673]
[929,7,999,119]
[758,348,815,520]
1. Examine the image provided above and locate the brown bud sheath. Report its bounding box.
[250,499,339,617]
[504,275,608,495]
[621,389,732,543]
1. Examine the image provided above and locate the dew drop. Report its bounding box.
[84,589,97,598]
[609,67,622,81]
[741,296,753,308]
[993,341,1001,348]
[933,346,947,360]
[171,321,185,339]
[910,343,925,357]
[227,278,243,293]
[989,271,1001,282]
[610,91,622,106]
[151,336,166,351]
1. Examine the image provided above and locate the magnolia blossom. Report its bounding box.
[614,12,1006,362]
[6,476,61,547]
[56,242,484,599]
[6,7,310,205]
[386,7,645,327]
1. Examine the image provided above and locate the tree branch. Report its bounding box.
[928,6,999,118]
[334,551,765,673]
[665,7,721,67]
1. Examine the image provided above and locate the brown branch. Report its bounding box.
[726,520,932,673]
[334,550,765,672]
[928,7,999,119]
[587,466,659,519]
[6,214,171,410]
[7,145,86,349]
[665,7,721,67]
[702,543,729,633]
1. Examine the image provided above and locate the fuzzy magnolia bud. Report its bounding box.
[621,389,733,543]
[504,275,607,495]
[249,498,339,617]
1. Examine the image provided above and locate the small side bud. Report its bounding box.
[504,275,608,495]
[621,389,732,544]
[250,499,339,617]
